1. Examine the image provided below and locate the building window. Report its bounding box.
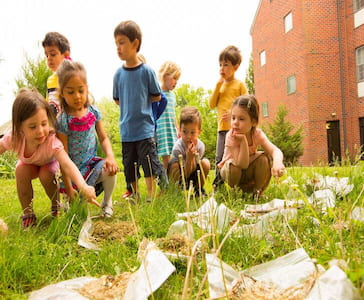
[357,46,364,82]
[284,12,293,33]
[354,0,364,12]
[262,102,269,117]
[260,50,266,66]
[287,75,296,94]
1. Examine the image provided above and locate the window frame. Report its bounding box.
[262,102,269,117]
[260,50,266,66]
[287,75,296,94]
[354,0,364,12]
[356,45,364,82]
[284,12,293,33]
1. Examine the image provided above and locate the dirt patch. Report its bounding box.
[155,234,193,256]
[79,273,132,299]
[92,220,136,243]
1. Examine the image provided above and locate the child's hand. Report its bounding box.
[221,111,230,122]
[80,185,100,207]
[186,141,196,161]
[272,162,286,178]
[104,157,119,176]
[231,129,247,143]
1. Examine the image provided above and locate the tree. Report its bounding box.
[262,104,304,165]
[245,53,255,94]
[15,55,52,97]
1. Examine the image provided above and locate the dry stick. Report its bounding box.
[195,217,242,300]
[182,233,214,300]
[179,154,188,201]
[146,154,156,204]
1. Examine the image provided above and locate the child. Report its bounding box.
[0,88,98,228]
[218,95,286,196]
[56,60,118,217]
[156,61,181,170]
[168,107,210,195]
[113,20,165,202]
[42,32,71,117]
[209,45,247,189]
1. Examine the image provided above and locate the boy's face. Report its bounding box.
[219,60,239,82]
[44,45,67,72]
[115,34,139,62]
[180,122,201,146]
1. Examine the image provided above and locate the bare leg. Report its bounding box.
[144,176,156,198]
[39,167,59,212]
[15,164,35,215]
[162,155,170,171]
[168,162,181,183]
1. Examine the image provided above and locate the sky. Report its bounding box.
[0,0,260,124]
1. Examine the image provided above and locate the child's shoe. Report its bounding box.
[102,206,113,218]
[51,205,58,217]
[21,213,37,228]
[121,190,132,199]
[126,193,140,205]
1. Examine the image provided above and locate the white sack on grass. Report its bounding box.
[351,207,364,222]
[123,241,176,300]
[308,189,336,211]
[28,277,97,300]
[306,265,362,300]
[177,197,235,233]
[78,215,100,250]
[244,198,304,214]
[233,208,297,238]
[306,174,354,197]
[206,248,315,299]
[166,219,194,240]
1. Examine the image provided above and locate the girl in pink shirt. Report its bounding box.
[218,95,286,196]
[0,88,99,228]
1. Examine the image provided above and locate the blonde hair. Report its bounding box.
[158,61,181,82]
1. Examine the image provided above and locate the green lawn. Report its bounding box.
[0,163,363,299]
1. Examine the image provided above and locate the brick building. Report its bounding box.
[250,0,364,165]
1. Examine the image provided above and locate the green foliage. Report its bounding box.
[262,104,304,165]
[0,151,16,178]
[245,53,255,94]
[96,97,121,157]
[15,55,52,98]
[174,84,217,164]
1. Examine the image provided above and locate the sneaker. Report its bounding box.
[51,205,58,217]
[121,190,132,199]
[21,213,37,228]
[102,206,113,218]
[146,196,152,203]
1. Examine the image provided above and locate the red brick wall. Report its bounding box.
[251,0,364,165]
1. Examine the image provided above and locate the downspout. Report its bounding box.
[336,0,347,152]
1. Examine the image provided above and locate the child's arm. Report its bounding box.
[260,137,285,177]
[151,94,161,103]
[55,149,99,207]
[95,121,118,175]
[56,132,78,199]
[155,92,167,120]
[184,141,198,178]
[208,79,223,109]
[231,131,249,169]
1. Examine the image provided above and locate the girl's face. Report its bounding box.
[180,122,201,145]
[21,108,50,147]
[219,60,238,81]
[61,74,88,112]
[231,105,257,135]
[44,45,67,72]
[162,74,178,91]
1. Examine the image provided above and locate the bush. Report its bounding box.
[262,104,304,165]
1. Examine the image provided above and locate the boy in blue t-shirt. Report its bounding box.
[113,20,166,202]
